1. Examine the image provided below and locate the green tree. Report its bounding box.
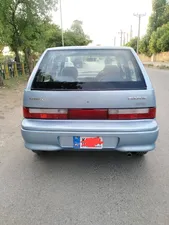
[71,20,85,36]
[152,0,166,11]
[46,20,92,47]
[125,37,138,52]
[70,20,92,45]
[139,34,151,56]
[138,0,169,57]
[0,0,57,65]
[147,0,167,35]
[149,22,169,54]
[161,3,169,25]
[64,30,92,46]
[19,19,59,73]
[43,22,62,48]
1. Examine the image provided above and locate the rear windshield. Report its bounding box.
[31,49,146,91]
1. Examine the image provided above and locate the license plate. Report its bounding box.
[73,136,104,149]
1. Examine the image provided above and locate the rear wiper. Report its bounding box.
[80,71,99,73]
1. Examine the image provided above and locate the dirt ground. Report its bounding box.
[0,80,26,151]
[0,84,25,113]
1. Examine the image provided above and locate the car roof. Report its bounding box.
[46,46,133,51]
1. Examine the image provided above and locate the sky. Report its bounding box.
[53,0,152,46]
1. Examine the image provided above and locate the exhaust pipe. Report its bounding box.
[127,152,132,157]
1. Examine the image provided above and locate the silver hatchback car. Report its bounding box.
[21,46,159,156]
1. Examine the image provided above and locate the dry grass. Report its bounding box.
[0,75,28,90]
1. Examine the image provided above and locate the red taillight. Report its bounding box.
[23,107,68,119]
[68,109,107,120]
[108,108,156,120]
[23,107,156,120]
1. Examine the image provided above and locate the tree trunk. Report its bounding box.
[0,76,4,86]
[13,48,21,73]
[24,48,33,77]
[13,48,20,63]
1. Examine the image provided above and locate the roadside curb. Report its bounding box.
[143,63,169,70]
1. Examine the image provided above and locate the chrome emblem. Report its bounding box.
[29,98,45,101]
[128,97,147,100]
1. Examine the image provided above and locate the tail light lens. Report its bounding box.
[108,108,156,120]
[23,107,156,120]
[68,109,107,120]
[23,107,68,119]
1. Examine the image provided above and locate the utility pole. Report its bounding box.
[126,33,129,43]
[134,13,146,54]
[118,30,124,46]
[60,0,64,46]
[113,36,116,46]
[123,32,126,45]
[130,25,133,41]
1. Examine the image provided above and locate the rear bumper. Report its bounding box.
[21,119,159,152]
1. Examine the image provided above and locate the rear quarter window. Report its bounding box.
[31,49,147,91]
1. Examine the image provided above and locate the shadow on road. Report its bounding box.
[30,151,148,179]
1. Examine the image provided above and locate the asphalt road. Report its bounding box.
[0,68,169,225]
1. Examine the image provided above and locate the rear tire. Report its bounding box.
[135,152,148,156]
[32,150,46,156]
